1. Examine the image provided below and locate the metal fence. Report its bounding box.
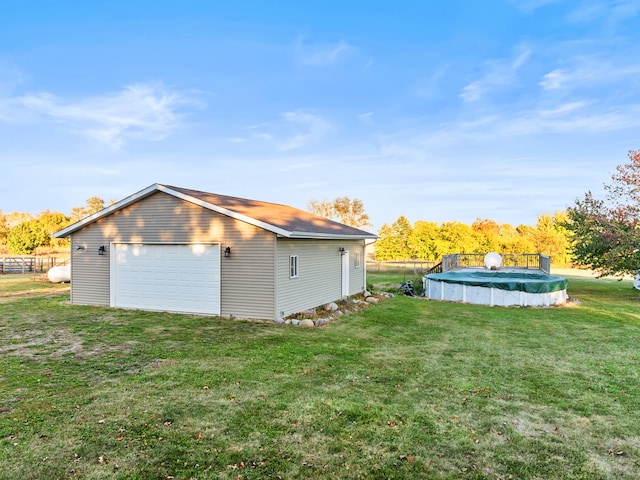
[441,253,550,274]
[367,260,436,275]
[0,256,68,274]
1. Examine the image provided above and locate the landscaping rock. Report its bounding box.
[291,319,300,325]
[315,318,330,327]
[299,309,316,317]
[299,319,315,328]
[365,296,380,303]
[324,302,339,311]
[363,290,372,298]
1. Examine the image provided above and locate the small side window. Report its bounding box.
[355,251,361,269]
[290,255,299,278]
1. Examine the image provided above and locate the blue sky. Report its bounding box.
[2,0,640,231]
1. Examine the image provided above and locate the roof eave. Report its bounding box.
[284,232,378,240]
[53,183,163,238]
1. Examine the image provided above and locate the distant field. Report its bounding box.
[1,273,638,479]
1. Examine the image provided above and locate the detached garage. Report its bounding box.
[54,184,377,321]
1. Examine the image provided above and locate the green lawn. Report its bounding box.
[1,274,639,479]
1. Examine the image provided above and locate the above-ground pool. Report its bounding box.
[423,269,569,307]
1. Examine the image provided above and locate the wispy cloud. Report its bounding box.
[565,0,640,28]
[276,110,332,151]
[607,0,640,25]
[459,45,532,102]
[14,83,201,149]
[539,54,640,94]
[357,111,375,125]
[294,37,357,67]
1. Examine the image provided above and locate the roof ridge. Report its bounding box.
[164,184,292,209]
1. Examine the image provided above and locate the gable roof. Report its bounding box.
[54,183,378,240]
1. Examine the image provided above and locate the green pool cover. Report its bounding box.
[425,270,568,293]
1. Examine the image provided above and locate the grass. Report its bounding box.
[1,273,639,479]
[0,273,69,298]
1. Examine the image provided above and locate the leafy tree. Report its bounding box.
[70,196,106,222]
[373,223,396,261]
[0,210,8,246]
[531,212,571,264]
[6,211,33,228]
[408,220,440,260]
[37,210,71,248]
[500,224,536,254]
[374,216,413,260]
[566,150,640,277]
[471,218,501,253]
[7,220,50,254]
[308,196,372,228]
[436,221,476,255]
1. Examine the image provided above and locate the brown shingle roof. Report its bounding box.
[54,183,377,239]
[165,185,376,238]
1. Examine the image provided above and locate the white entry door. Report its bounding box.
[341,250,350,298]
[111,243,221,315]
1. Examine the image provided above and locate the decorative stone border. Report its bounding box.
[282,290,394,327]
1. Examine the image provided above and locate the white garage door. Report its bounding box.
[111,243,221,315]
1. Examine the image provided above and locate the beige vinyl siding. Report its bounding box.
[69,191,276,320]
[275,238,365,317]
[349,242,367,294]
[70,235,111,306]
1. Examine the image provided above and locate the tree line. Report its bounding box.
[373,213,571,264]
[0,197,109,255]
[307,196,571,264]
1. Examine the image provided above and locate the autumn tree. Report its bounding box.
[566,150,640,277]
[0,210,8,246]
[471,218,501,252]
[308,197,372,228]
[531,212,571,264]
[37,211,71,249]
[6,211,33,228]
[436,221,476,255]
[5,210,70,254]
[70,196,107,222]
[499,224,536,254]
[374,216,413,260]
[7,220,50,254]
[408,220,440,261]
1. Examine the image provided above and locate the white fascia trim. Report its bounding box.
[54,183,161,238]
[285,232,378,240]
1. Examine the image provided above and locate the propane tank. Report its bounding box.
[48,265,71,283]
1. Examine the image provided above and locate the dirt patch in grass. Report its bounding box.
[0,327,134,359]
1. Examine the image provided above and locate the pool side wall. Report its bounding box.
[424,278,568,307]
